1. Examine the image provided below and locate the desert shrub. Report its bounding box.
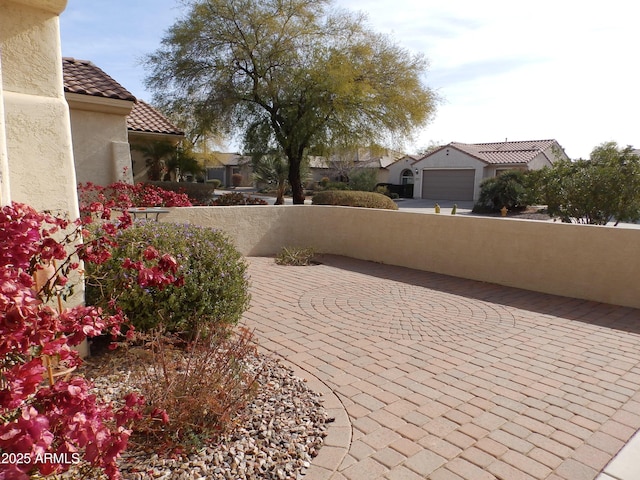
[275,246,316,266]
[324,181,349,190]
[213,192,269,205]
[85,222,250,335]
[348,169,378,192]
[374,185,390,196]
[473,170,531,213]
[208,178,222,188]
[231,173,243,187]
[130,326,260,450]
[145,181,217,206]
[312,190,399,210]
[540,143,640,225]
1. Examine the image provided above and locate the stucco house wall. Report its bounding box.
[386,155,418,185]
[1,0,86,354]
[412,147,486,200]
[0,0,78,214]
[67,93,134,185]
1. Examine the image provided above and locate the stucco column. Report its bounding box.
[1,0,88,356]
[0,60,11,206]
[0,0,77,217]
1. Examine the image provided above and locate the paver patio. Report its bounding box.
[240,255,640,480]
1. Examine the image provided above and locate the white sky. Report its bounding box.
[60,0,639,158]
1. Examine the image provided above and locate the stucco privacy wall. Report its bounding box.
[0,0,78,214]
[162,206,640,310]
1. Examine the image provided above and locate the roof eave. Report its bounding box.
[65,92,134,116]
[128,130,185,142]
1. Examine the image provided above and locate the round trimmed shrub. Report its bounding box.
[85,222,250,335]
[312,190,399,210]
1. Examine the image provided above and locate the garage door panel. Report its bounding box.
[421,169,475,201]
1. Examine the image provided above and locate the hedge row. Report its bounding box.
[312,190,398,210]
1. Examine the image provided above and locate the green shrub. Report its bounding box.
[145,181,217,206]
[324,181,349,190]
[85,222,250,335]
[320,177,330,187]
[348,169,378,192]
[473,170,531,213]
[312,190,398,210]
[213,192,269,205]
[208,178,222,188]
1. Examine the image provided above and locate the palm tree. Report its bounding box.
[165,146,204,181]
[252,154,289,205]
[131,141,177,181]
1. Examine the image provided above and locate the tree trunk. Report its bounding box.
[288,157,305,204]
[275,180,285,205]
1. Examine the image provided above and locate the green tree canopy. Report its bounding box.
[541,142,640,225]
[145,0,437,203]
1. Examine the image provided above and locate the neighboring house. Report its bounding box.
[308,148,405,185]
[62,57,184,185]
[204,152,252,187]
[385,154,421,198]
[412,139,568,202]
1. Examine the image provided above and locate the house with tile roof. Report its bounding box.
[62,57,184,185]
[306,148,406,187]
[411,139,569,202]
[203,151,253,187]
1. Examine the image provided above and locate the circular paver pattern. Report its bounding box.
[298,281,520,342]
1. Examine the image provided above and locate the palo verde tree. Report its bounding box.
[145,0,437,204]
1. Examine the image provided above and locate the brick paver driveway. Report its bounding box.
[241,256,640,480]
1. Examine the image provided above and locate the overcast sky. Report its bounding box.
[60,0,639,158]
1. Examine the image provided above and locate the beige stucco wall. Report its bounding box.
[0,0,77,214]
[1,0,88,355]
[387,156,417,185]
[0,62,10,205]
[161,206,640,310]
[67,93,134,185]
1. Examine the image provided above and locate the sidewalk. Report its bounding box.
[241,255,640,480]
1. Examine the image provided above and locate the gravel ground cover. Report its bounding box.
[75,348,331,480]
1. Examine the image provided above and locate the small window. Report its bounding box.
[401,169,414,185]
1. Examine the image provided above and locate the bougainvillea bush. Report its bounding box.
[78,181,192,212]
[85,222,250,336]
[0,202,178,479]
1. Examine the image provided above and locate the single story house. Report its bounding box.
[308,148,406,185]
[411,139,569,202]
[204,152,252,187]
[62,57,184,185]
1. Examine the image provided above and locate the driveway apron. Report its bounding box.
[241,255,640,480]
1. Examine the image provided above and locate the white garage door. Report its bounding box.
[421,169,475,201]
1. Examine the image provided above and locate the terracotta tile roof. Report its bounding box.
[127,100,184,136]
[449,139,558,165]
[62,57,135,101]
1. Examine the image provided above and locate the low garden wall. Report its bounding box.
[162,205,640,310]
